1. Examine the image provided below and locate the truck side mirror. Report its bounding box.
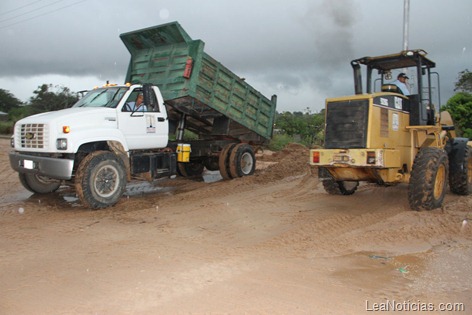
[142,83,158,111]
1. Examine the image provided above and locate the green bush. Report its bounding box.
[268,133,295,151]
[0,121,14,135]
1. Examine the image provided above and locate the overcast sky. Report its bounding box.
[1,0,471,112]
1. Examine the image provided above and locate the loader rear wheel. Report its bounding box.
[19,173,61,194]
[75,151,126,209]
[219,143,237,180]
[319,167,359,195]
[228,143,256,178]
[408,147,448,211]
[449,145,472,195]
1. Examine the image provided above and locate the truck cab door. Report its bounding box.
[118,86,168,150]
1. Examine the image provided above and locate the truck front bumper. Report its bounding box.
[9,152,74,180]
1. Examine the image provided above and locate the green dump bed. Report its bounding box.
[120,22,276,142]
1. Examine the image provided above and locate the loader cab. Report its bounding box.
[351,49,438,126]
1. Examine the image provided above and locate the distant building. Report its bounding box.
[0,111,7,122]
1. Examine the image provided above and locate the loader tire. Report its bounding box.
[319,167,359,195]
[19,173,61,194]
[228,143,256,178]
[219,143,237,180]
[449,145,472,195]
[408,148,448,211]
[75,151,126,209]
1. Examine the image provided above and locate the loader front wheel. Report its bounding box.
[449,145,472,195]
[319,167,359,195]
[75,151,126,209]
[408,148,448,211]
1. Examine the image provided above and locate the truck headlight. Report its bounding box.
[10,136,14,148]
[56,138,68,150]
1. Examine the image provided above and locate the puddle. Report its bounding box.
[1,173,219,209]
[125,181,175,196]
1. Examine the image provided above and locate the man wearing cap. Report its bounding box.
[125,93,147,111]
[393,73,410,95]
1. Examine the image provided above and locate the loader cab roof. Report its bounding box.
[351,49,436,71]
[350,49,437,97]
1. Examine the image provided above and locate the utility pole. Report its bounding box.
[403,0,410,50]
[402,0,411,90]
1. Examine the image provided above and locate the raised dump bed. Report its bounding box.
[120,22,276,143]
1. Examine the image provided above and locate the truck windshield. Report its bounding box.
[72,87,128,108]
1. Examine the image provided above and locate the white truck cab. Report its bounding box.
[9,83,174,208]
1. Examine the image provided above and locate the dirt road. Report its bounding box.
[1,138,471,314]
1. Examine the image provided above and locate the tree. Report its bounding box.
[454,69,472,92]
[441,92,472,138]
[0,89,22,112]
[29,84,78,112]
[274,110,325,147]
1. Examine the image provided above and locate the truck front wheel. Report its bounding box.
[408,147,448,210]
[19,173,61,194]
[75,151,126,209]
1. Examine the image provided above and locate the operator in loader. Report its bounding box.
[392,73,410,95]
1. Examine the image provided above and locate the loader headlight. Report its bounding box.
[56,138,68,150]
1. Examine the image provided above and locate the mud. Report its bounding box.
[0,138,471,314]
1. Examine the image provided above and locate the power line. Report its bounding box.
[0,0,64,24]
[0,0,45,17]
[0,0,87,30]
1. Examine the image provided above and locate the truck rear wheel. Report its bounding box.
[408,147,448,210]
[219,143,237,180]
[19,173,61,194]
[75,151,126,209]
[319,167,359,195]
[449,145,472,195]
[229,143,256,178]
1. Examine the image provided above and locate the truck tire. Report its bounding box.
[219,143,237,180]
[449,145,472,195]
[177,162,204,177]
[75,151,126,209]
[18,173,61,194]
[408,147,448,211]
[229,143,256,178]
[319,167,359,195]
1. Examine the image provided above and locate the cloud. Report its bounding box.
[0,0,471,111]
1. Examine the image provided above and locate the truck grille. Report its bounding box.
[324,99,369,149]
[18,123,48,149]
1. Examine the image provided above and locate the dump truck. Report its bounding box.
[309,49,472,210]
[9,22,277,209]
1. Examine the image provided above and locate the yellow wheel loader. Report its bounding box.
[309,49,472,210]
